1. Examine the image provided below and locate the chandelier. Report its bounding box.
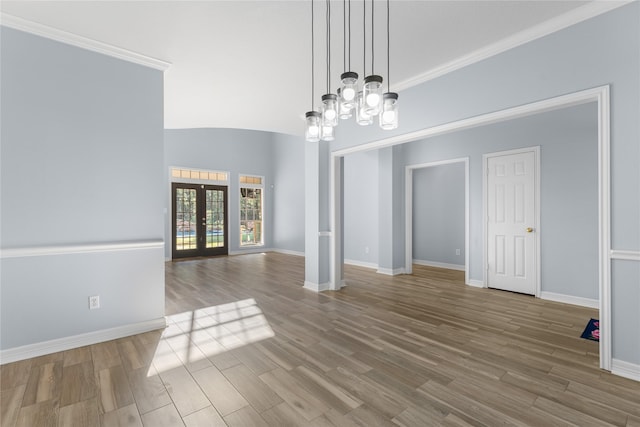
[305,0,398,142]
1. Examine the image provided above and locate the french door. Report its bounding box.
[172,183,228,259]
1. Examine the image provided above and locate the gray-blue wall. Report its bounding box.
[272,133,306,254]
[403,102,598,299]
[413,163,465,267]
[0,27,165,350]
[344,150,379,266]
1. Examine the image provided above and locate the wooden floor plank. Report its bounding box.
[1,253,639,426]
[221,363,283,412]
[191,365,248,416]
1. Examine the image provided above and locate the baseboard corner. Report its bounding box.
[467,279,485,288]
[303,280,330,293]
[376,267,405,276]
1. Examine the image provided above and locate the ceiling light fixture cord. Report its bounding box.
[371,0,374,74]
[387,0,390,92]
[363,0,366,76]
[343,0,346,73]
[311,0,315,110]
[327,0,331,93]
[348,0,351,71]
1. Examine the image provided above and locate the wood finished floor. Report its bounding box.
[2,252,639,426]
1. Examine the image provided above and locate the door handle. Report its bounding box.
[526,227,534,233]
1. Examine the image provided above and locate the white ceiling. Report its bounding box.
[1,1,617,135]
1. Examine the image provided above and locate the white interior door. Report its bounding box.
[487,150,537,295]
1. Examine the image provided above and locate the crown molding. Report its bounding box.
[394,1,632,92]
[0,13,171,71]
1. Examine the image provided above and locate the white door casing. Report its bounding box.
[486,148,538,295]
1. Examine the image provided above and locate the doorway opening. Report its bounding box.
[330,85,610,370]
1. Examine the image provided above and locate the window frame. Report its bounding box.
[238,174,265,247]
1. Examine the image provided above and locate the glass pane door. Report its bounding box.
[205,188,225,249]
[172,183,228,259]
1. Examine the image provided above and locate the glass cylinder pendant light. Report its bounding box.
[339,71,358,109]
[363,0,383,117]
[321,93,338,126]
[379,0,399,130]
[379,92,398,130]
[305,0,321,142]
[337,88,353,119]
[355,90,373,125]
[320,122,335,141]
[363,75,383,116]
[305,111,321,142]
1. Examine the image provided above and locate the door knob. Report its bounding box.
[526,227,534,233]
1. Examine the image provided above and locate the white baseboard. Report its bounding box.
[377,267,405,276]
[229,247,270,255]
[467,279,485,288]
[303,280,330,292]
[612,359,640,382]
[540,291,599,309]
[271,248,305,257]
[0,317,167,365]
[344,259,378,270]
[413,259,465,271]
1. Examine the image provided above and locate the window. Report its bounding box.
[240,175,263,246]
[170,167,228,183]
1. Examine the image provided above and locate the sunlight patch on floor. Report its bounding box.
[149,298,274,376]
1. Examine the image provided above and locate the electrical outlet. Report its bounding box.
[89,295,100,310]
[455,249,461,256]
[365,246,369,254]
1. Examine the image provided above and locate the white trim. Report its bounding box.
[377,267,405,276]
[597,86,612,371]
[404,168,414,275]
[344,259,378,270]
[0,13,171,71]
[611,359,640,382]
[610,250,640,261]
[329,85,611,372]
[413,260,465,271]
[229,247,267,256]
[271,248,305,257]
[239,174,265,248]
[483,146,541,298]
[467,279,485,288]
[303,281,330,292]
[405,157,469,284]
[333,86,607,158]
[318,231,332,237]
[0,240,164,259]
[540,292,599,309]
[329,155,344,291]
[392,2,631,93]
[0,317,166,365]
